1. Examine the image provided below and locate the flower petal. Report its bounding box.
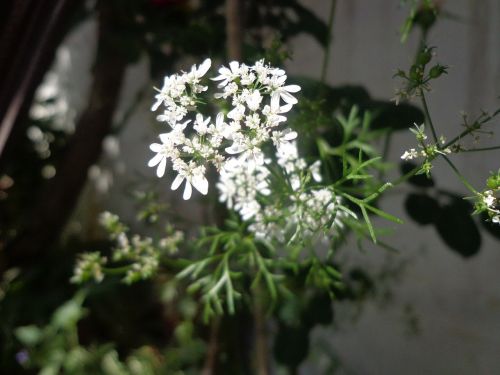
[198,58,211,76]
[280,91,298,104]
[149,143,162,152]
[284,84,301,93]
[156,157,167,178]
[229,61,239,74]
[148,153,163,167]
[159,133,171,144]
[171,174,184,191]
[192,175,209,195]
[183,181,192,200]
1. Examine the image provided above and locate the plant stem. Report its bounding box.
[253,286,269,375]
[443,108,500,149]
[320,0,337,85]
[460,145,500,152]
[202,317,220,375]
[419,89,439,143]
[390,165,421,187]
[442,155,479,195]
[443,124,481,149]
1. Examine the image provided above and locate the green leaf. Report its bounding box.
[360,205,376,243]
[15,325,43,346]
[51,293,87,329]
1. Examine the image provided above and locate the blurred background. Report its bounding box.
[0,0,499,374]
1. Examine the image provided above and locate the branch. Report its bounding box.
[226,0,243,60]
[0,0,81,159]
[3,0,128,269]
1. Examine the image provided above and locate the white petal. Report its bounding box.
[149,143,162,152]
[271,93,280,110]
[281,91,298,104]
[275,75,287,85]
[171,174,184,191]
[283,130,297,140]
[284,84,301,93]
[279,103,293,113]
[159,133,171,144]
[148,153,163,167]
[192,175,209,195]
[198,58,211,76]
[225,143,245,154]
[216,112,224,126]
[156,157,167,178]
[183,181,192,200]
[151,100,162,112]
[229,61,239,73]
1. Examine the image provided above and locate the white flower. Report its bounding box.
[271,129,297,148]
[309,160,322,182]
[211,61,240,88]
[271,82,301,106]
[484,190,495,208]
[151,75,186,111]
[227,104,246,121]
[186,58,211,82]
[171,162,209,200]
[245,90,263,111]
[193,114,211,135]
[401,148,418,160]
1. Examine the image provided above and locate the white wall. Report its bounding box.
[290,1,500,374]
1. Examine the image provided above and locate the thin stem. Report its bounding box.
[442,155,479,195]
[443,108,500,149]
[320,0,337,85]
[201,317,220,375]
[460,145,500,152]
[253,286,269,375]
[443,123,481,149]
[390,165,421,187]
[419,89,439,143]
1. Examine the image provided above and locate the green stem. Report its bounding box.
[442,155,479,195]
[103,265,131,275]
[443,108,500,149]
[443,124,481,149]
[320,0,337,85]
[391,165,421,186]
[419,89,439,143]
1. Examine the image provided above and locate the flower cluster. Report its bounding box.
[476,171,500,225]
[148,59,299,200]
[482,190,499,224]
[72,212,184,284]
[401,123,451,162]
[148,59,349,242]
[239,140,351,243]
